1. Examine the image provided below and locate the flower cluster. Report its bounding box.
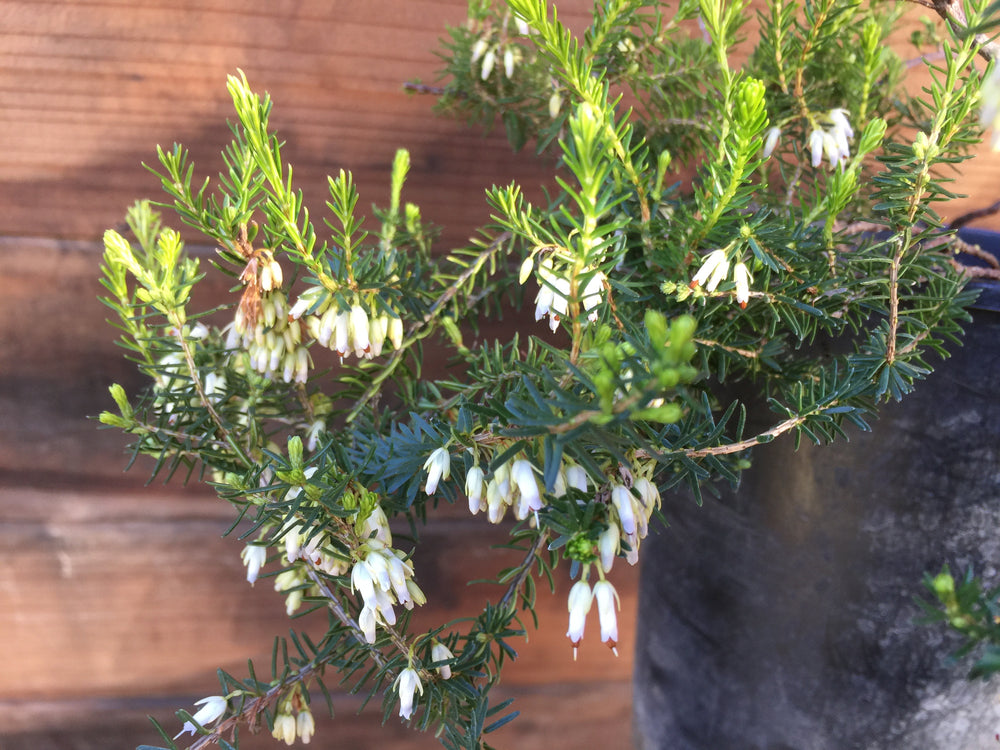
[280,522,350,577]
[458,446,658,658]
[470,16,531,80]
[271,689,315,745]
[455,447,659,656]
[689,249,752,308]
[532,258,606,332]
[762,108,854,169]
[263,475,401,617]
[458,444,661,564]
[559,467,657,657]
[351,539,426,643]
[290,286,403,362]
[464,454,548,522]
[606,473,661,566]
[428,444,587,527]
[808,108,854,169]
[227,290,311,383]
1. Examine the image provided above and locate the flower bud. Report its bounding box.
[349,304,370,357]
[466,465,486,514]
[388,315,404,349]
[763,126,781,158]
[431,641,455,679]
[566,580,593,658]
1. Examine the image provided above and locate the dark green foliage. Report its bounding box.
[96,0,996,747]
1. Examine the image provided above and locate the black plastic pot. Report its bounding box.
[633,231,1000,749]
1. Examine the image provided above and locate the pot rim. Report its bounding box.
[956,227,1000,312]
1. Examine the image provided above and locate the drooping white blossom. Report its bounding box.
[297,709,315,744]
[349,304,370,358]
[423,447,451,495]
[174,695,228,738]
[763,126,781,158]
[359,604,377,643]
[733,262,752,310]
[272,711,296,744]
[593,580,621,655]
[598,524,620,573]
[510,458,543,519]
[809,128,826,168]
[566,579,594,658]
[471,38,489,63]
[395,667,424,719]
[241,543,268,585]
[485,461,513,523]
[610,484,637,536]
[690,249,730,292]
[565,462,589,493]
[581,271,606,322]
[466,465,486,514]
[480,48,496,79]
[504,47,516,78]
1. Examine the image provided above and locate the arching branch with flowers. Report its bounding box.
[98,0,998,747]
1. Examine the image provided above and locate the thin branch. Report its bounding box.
[172,325,253,467]
[186,662,319,750]
[499,531,550,611]
[680,413,808,458]
[693,337,763,359]
[949,200,1000,230]
[305,569,393,670]
[125,420,234,454]
[925,0,1000,62]
[886,238,903,365]
[403,81,448,95]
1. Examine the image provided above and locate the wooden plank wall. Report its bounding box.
[3,2,1000,749]
[0,1,640,749]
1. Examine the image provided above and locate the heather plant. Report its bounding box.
[98,0,999,746]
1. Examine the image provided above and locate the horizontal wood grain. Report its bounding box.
[0,680,634,749]
[0,0,593,247]
[5,1,1000,747]
[0,485,639,702]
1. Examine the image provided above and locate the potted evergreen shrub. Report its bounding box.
[97,0,1000,746]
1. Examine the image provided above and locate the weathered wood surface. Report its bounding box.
[0,485,637,699]
[1,225,637,744]
[0,0,622,744]
[0,0,592,247]
[4,0,1000,747]
[1,681,633,749]
[0,480,638,744]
